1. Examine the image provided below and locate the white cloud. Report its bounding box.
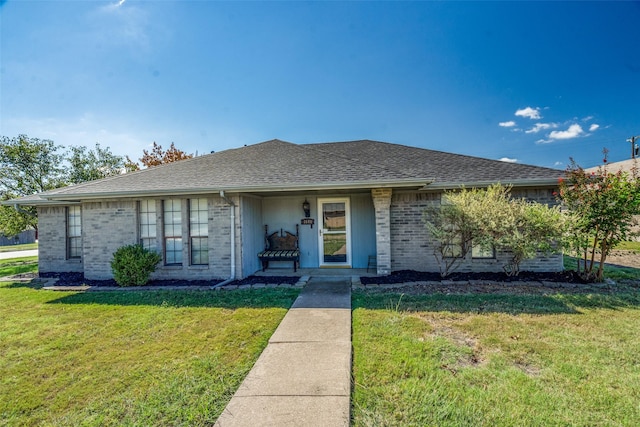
[589,124,600,132]
[499,157,518,163]
[499,121,516,128]
[515,107,542,120]
[525,123,557,134]
[554,161,563,167]
[548,124,584,140]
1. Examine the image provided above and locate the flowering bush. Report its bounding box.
[558,156,640,282]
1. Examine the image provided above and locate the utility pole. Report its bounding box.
[628,135,640,159]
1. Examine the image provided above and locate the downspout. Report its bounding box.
[211,191,236,289]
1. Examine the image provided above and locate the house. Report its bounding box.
[9,139,563,281]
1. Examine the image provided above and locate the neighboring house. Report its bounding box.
[585,158,639,175]
[7,139,563,280]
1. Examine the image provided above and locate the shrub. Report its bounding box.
[558,155,640,282]
[424,184,564,277]
[111,244,162,286]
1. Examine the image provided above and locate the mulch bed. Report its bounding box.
[37,272,299,288]
[360,269,584,285]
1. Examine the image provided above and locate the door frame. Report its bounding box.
[317,197,352,267]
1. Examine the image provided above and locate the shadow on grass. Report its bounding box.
[3,280,44,290]
[46,288,301,310]
[352,289,640,315]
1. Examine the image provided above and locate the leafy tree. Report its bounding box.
[127,142,193,169]
[67,143,125,184]
[1,135,128,236]
[424,184,564,277]
[558,157,640,282]
[423,189,482,277]
[0,135,66,195]
[0,201,34,237]
[485,197,564,276]
[0,135,66,236]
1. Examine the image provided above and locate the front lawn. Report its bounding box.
[0,256,38,277]
[352,289,640,426]
[0,282,299,426]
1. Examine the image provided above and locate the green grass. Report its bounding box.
[0,243,38,253]
[0,282,299,426]
[564,255,640,281]
[352,290,640,426]
[0,257,38,277]
[614,241,640,252]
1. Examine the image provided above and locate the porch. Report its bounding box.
[252,268,378,278]
[239,188,393,278]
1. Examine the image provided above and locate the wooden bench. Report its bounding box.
[257,225,300,272]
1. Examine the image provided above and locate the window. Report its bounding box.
[189,198,209,265]
[472,243,495,259]
[67,206,82,259]
[139,200,157,251]
[163,199,182,265]
[442,234,463,258]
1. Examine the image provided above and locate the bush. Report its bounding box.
[424,184,564,277]
[111,244,162,286]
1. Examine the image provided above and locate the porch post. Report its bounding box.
[371,188,392,275]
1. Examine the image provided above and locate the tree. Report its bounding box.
[129,142,193,169]
[558,157,640,282]
[67,143,125,184]
[423,188,483,277]
[0,135,66,236]
[1,135,129,237]
[484,196,564,276]
[0,135,66,195]
[424,184,564,277]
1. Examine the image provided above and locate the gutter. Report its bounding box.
[420,178,562,191]
[39,178,435,202]
[211,191,236,289]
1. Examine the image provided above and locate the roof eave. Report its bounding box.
[422,178,561,191]
[42,178,436,201]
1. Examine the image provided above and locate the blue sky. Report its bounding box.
[1,1,639,169]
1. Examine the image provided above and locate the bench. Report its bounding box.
[257,224,300,272]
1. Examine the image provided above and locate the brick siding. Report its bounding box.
[390,188,563,274]
[37,206,83,273]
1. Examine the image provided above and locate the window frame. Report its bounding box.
[189,198,209,266]
[138,200,157,252]
[66,205,82,259]
[163,199,183,266]
[472,243,496,259]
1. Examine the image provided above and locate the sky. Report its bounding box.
[1,1,639,170]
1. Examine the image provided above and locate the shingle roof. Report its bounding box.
[13,139,563,204]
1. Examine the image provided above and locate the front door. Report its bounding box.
[318,198,351,267]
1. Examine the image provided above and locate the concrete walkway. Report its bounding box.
[0,249,38,260]
[215,277,352,427]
